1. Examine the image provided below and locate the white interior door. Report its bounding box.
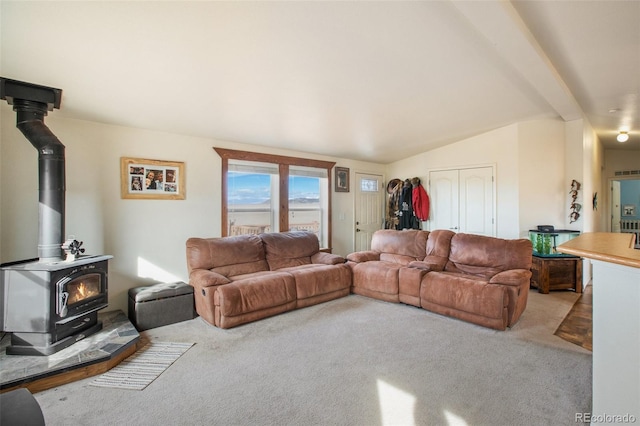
[459,167,494,236]
[429,166,495,236]
[612,180,621,232]
[428,169,459,232]
[355,173,384,251]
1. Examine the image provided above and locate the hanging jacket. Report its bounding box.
[411,177,430,222]
[398,179,417,230]
[385,179,402,229]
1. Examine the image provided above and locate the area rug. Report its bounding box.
[90,341,194,390]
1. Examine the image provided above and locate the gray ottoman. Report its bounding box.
[128,281,196,331]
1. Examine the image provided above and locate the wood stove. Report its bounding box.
[1,255,112,355]
[0,78,113,355]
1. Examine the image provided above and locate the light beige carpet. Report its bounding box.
[508,288,588,353]
[35,289,592,426]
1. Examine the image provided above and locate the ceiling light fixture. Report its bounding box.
[617,131,629,143]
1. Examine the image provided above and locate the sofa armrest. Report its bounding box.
[408,260,443,272]
[311,252,346,265]
[489,269,532,286]
[189,269,231,289]
[346,251,380,263]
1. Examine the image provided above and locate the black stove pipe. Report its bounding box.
[1,78,65,261]
[15,100,66,261]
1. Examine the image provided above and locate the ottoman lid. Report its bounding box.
[129,281,193,302]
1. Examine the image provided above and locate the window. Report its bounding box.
[288,165,328,243]
[227,160,279,236]
[215,148,335,249]
[360,178,379,192]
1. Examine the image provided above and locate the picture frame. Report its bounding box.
[121,157,185,200]
[622,204,636,216]
[335,167,349,192]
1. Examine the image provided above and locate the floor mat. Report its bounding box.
[90,341,194,390]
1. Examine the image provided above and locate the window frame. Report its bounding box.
[214,147,336,249]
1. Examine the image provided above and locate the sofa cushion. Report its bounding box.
[214,271,296,317]
[311,251,346,265]
[445,233,533,279]
[346,250,380,263]
[379,253,420,266]
[423,229,455,270]
[261,231,319,270]
[370,229,429,262]
[280,263,352,299]
[351,261,403,295]
[421,271,507,320]
[186,235,268,277]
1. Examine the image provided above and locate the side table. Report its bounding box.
[530,255,582,294]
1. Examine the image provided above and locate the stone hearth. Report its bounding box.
[1,310,139,392]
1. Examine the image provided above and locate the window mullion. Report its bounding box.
[221,158,229,236]
[279,164,289,232]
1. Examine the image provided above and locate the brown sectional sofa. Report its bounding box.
[186,231,351,329]
[347,229,533,330]
[186,229,531,331]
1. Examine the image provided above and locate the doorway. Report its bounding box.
[354,173,384,251]
[608,177,640,249]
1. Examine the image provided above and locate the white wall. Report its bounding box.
[581,123,605,233]
[2,102,620,313]
[604,149,640,173]
[330,164,389,256]
[1,109,40,261]
[388,124,519,238]
[388,119,571,239]
[518,119,566,235]
[0,106,384,313]
[564,120,585,230]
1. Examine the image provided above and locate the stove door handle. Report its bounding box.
[59,291,69,317]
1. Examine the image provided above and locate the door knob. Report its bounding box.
[356,229,361,232]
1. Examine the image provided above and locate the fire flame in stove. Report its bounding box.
[78,282,88,298]
[67,279,100,305]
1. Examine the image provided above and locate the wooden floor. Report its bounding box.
[554,285,593,351]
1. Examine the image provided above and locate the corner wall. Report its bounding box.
[387,124,520,238]
[518,119,565,234]
[388,119,570,239]
[0,106,384,313]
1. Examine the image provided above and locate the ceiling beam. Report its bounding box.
[451,0,583,122]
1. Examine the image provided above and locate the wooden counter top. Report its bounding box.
[557,232,640,269]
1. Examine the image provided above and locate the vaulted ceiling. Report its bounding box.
[1,1,638,163]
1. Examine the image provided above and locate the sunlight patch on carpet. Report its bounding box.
[90,342,194,390]
[377,379,416,426]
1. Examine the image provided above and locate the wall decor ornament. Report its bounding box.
[623,205,636,216]
[121,157,185,200]
[569,179,581,224]
[335,167,349,192]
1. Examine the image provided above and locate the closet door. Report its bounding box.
[459,167,494,236]
[429,169,459,232]
[429,166,495,236]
